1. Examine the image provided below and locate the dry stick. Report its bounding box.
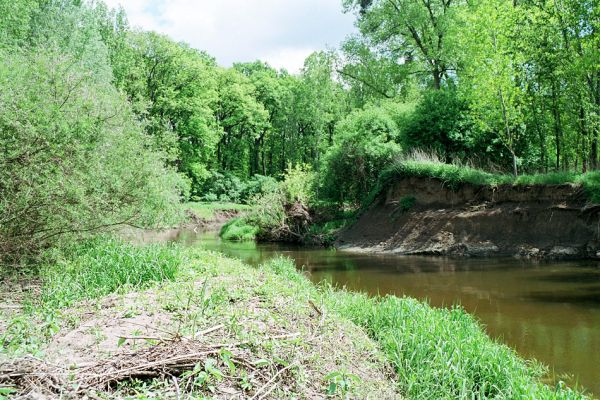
[171,375,181,400]
[250,362,297,400]
[82,350,222,384]
[193,323,225,339]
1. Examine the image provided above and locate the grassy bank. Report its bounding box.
[185,202,252,221]
[0,239,589,399]
[369,160,600,205]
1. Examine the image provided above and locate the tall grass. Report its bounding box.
[250,257,587,399]
[324,290,586,399]
[40,237,183,309]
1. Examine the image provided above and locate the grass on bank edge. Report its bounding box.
[0,237,590,399]
[185,202,252,221]
[362,160,600,208]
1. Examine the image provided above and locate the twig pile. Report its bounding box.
[1,331,299,399]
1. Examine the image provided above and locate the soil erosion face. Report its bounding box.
[337,177,600,259]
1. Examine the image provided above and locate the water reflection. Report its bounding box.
[131,228,600,396]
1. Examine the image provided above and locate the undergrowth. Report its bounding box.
[40,237,183,309]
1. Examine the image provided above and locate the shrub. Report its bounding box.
[199,172,278,204]
[402,88,484,162]
[281,164,316,204]
[319,104,403,204]
[0,48,184,263]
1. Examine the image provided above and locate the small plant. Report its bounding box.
[399,195,416,212]
[0,387,17,400]
[324,370,361,398]
[181,358,224,394]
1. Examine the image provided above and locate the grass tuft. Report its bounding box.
[219,218,260,241]
[324,289,587,399]
[40,237,183,309]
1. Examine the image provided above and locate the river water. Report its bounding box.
[137,228,600,396]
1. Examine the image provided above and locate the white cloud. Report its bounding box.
[102,0,356,74]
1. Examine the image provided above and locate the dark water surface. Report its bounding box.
[137,228,600,396]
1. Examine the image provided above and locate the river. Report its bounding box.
[136,228,600,396]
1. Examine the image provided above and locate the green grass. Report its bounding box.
[365,160,600,207]
[324,290,586,400]
[40,237,184,309]
[1,239,589,399]
[219,217,260,241]
[185,202,252,220]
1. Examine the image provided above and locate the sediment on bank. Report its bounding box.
[337,176,600,259]
[0,246,399,399]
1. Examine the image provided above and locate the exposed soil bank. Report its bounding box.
[337,177,600,259]
[186,208,242,230]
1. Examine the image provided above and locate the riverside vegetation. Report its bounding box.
[1,0,599,398]
[0,238,588,398]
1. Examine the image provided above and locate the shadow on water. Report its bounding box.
[129,228,600,397]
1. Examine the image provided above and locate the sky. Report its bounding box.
[102,0,357,74]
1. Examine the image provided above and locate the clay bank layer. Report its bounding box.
[337,177,600,259]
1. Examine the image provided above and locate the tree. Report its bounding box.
[344,0,463,90]
[458,0,527,175]
[320,104,404,203]
[0,11,183,261]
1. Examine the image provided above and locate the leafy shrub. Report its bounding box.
[199,172,278,204]
[319,104,402,204]
[281,164,316,204]
[199,171,246,203]
[0,47,184,263]
[402,88,484,162]
[241,174,279,201]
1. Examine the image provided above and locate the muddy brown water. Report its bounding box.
[134,228,600,396]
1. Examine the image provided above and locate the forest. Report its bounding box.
[0,0,599,398]
[2,0,598,258]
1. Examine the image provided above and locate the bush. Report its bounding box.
[402,88,483,162]
[319,104,403,204]
[199,172,278,204]
[281,164,316,204]
[0,48,184,263]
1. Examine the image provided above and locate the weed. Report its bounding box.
[324,370,361,398]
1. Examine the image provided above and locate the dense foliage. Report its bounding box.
[1,0,599,248]
[0,1,184,261]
